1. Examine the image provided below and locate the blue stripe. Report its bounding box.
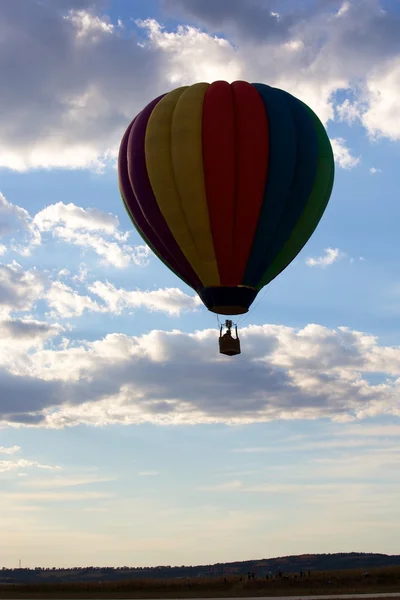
[254,89,320,287]
[243,83,298,286]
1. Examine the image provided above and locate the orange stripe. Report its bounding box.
[231,81,269,282]
[202,81,236,285]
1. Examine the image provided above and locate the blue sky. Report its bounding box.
[1,0,400,568]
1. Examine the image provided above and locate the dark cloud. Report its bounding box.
[0,0,170,169]
[0,368,60,415]
[0,264,43,311]
[0,319,59,340]
[5,412,46,425]
[336,1,400,58]
[0,324,396,427]
[1,0,400,169]
[162,0,293,42]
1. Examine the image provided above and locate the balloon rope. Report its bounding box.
[235,279,276,328]
[216,313,238,329]
[216,280,276,330]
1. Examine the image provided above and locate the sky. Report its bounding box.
[1,0,400,569]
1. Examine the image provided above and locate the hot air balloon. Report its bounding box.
[118,81,335,356]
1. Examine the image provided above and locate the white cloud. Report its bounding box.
[46,281,103,318]
[88,281,201,317]
[336,98,363,124]
[55,228,149,268]
[0,193,41,255]
[0,459,61,473]
[306,247,346,267]
[369,166,382,174]
[330,137,360,169]
[0,317,62,351]
[0,193,31,237]
[0,3,158,171]
[0,1,400,171]
[0,262,45,316]
[20,475,114,488]
[196,478,400,498]
[232,447,270,454]
[0,445,20,455]
[58,269,70,278]
[163,0,400,138]
[33,202,150,268]
[197,480,244,492]
[64,9,115,39]
[337,1,351,18]
[0,194,150,269]
[232,427,400,454]
[0,322,399,428]
[45,280,200,319]
[5,490,111,501]
[72,265,89,282]
[361,56,400,141]
[0,253,198,322]
[33,202,119,235]
[137,19,243,85]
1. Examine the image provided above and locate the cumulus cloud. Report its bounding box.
[33,202,119,235]
[0,195,149,268]
[360,56,400,140]
[0,193,31,237]
[88,281,201,317]
[164,0,400,137]
[0,262,45,316]
[46,281,103,318]
[330,138,360,169]
[369,167,382,174]
[336,98,363,124]
[0,0,400,171]
[33,202,150,268]
[336,1,351,18]
[0,193,41,255]
[54,229,149,268]
[0,446,20,455]
[0,2,167,171]
[306,247,346,267]
[45,280,200,318]
[0,459,61,473]
[138,19,243,84]
[0,253,199,322]
[0,322,399,428]
[0,318,62,347]
[162,0,292,43]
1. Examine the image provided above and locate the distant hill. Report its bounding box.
[2,552,400,584]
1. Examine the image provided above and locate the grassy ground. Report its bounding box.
[1,565,400,598]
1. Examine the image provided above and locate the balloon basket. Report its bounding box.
[219,320,241,356]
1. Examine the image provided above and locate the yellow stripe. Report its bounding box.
[171,83,219,282]
[145,85,220,287]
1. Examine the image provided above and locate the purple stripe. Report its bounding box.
[127,96,201,290]
[119,116,196,286]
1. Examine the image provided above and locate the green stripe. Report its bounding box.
[256,103,334,289]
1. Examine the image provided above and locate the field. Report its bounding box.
[1,565,400,599]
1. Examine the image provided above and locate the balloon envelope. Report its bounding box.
[118,80,334,315]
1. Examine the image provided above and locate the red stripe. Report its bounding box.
[231,81,269,282]
[202,81,236,285]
